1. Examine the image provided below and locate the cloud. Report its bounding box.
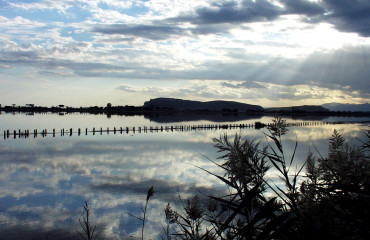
[1,29,368,102]
[221,81,265,89]
[281,0,325,16]
[116,81,246,100]
[91,23,188,40]
[1,0,369,107]
[0,16,46,33]
[289,46,370,95]
[173,0,283,25]
[168,0,370,37]
[322,0,370,37]
[85,0,370,44]
[8,0,77,14]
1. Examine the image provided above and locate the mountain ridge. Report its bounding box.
[322,103,370,112]
[144,98,264,112]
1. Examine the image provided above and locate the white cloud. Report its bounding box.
[8,0,76,14]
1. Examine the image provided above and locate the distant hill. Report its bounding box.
[143,98,370,114]
[266,105,330,113]
[143,98,264,112]
[322,103,370,112]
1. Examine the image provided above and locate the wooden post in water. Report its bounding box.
[86,128,88,135]
[93,128,95,135]
[100,128,102,135]
[70,128,73,136]
[114,127,116,134]
[78,128,81,136]
[107,127,109,135]
[53,129,55,137]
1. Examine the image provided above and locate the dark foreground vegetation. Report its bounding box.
[77,116,369,240]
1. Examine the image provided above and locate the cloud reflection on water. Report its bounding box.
[0,123,368,239]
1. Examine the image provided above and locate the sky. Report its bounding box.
[0,0,369,108]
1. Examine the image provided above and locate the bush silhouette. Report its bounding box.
[162,118,370,239]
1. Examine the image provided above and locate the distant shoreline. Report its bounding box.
[1,106,369,118]
[1,97,369,118]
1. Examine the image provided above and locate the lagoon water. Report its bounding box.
[0,112,369,239]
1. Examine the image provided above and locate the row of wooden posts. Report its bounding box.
[0,121,352,140]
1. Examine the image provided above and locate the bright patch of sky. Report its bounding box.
[0,0,369,107]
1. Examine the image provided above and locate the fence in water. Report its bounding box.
[1,121,363,140]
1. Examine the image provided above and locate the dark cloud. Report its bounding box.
[189,24,231,35]
[0,54,126,75]
[180,0,282,24]
[172,0,370,37]
[321,0,370,37]
[91,24,188,40]
[9,0,369,40]
[90,1,283,40]
[87,0,370,41]
[281,0,325,16]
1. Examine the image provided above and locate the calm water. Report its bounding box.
[0,112,369,239]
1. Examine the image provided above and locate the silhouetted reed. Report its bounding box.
[121,186,155,240]
[78,201,96,240]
